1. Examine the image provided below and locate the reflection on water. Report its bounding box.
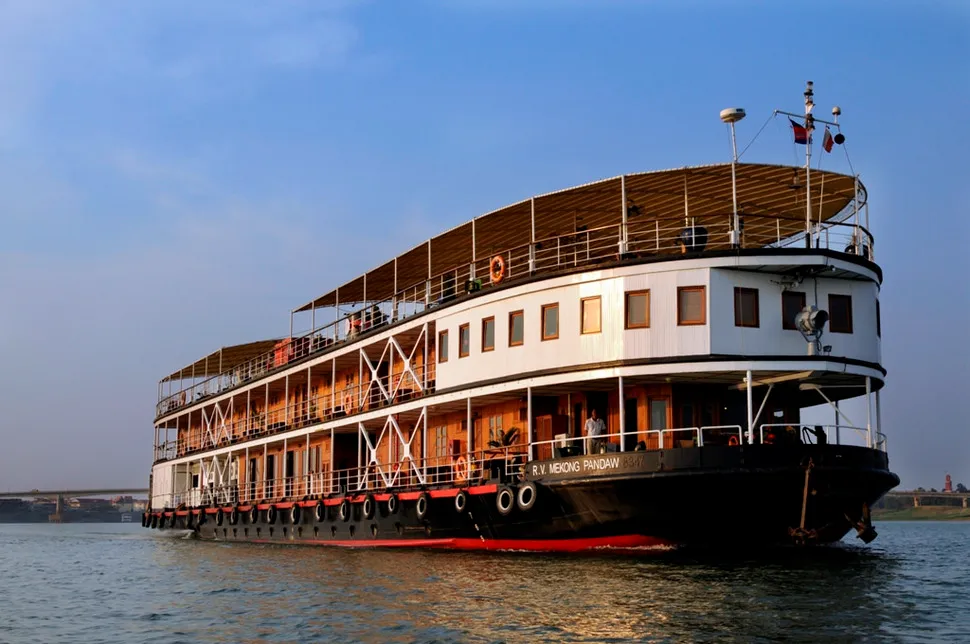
[0,522,967,643]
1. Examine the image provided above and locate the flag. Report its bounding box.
[789,118,809,145]
[822,126,834,153]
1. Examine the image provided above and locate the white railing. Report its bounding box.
[759,423,884,451]
[157,211,874,417]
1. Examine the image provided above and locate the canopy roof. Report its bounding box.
[294,162,864,312]
[161,339,283,383]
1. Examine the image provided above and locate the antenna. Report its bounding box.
[720,107,746,248]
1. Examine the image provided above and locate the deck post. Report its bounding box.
[284,374,289,426]
[618,376,626,452]
[527,387,533,461]
[865,376,872,448]
[620,175,628,255]
[262,443,267,500]
[329,428,335,494]
[471,218,476,280]
[264,384,269,434]
[331,359,336,415]
[423,322,429,390]
[422,405,428,481]
[466,397,473,480]
[529,198,536,273]
[282,437,287,497]
[875,388,883,448]
[244,446,249,502]
[393,258,398,321]
[745,370,754,444]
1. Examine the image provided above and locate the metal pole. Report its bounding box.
[746,370,754,444]
[865,376,872,448]
[329,427,335,494]
[730,122,740,247]
[331,359,336,414]
[305,432,310,496]
[875,389,883,449]
[422,407,428,481]
[471,218,476,279]
[804,81,814,248]
[264,383,269,433]
[262,443,267,500]
[284,374,289,426]
[618,376,626,452]
[620,175,628,255]
[527,386,533,461]
[466,397,472,479]
[529,198,536,273]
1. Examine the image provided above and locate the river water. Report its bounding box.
[0,522,966,643]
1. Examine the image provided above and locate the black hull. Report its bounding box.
[148,444,898,551]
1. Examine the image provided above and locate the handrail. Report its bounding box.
[156,207,875,416]
[152,420,884,509]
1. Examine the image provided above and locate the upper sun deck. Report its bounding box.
[157,161,873,418]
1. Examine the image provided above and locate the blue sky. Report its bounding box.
[0,1,966,490]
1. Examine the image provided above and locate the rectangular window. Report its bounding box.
[509,310,524,347]
[677,286,706,326]
[580,296,601,334]
[734,287,760,328]
[541,303,559,340]
[482,317,495,352]
[437,330,449,363]
[782,291,806,330]
[435,427,448,458]
[625,290,650,329]
[488,415,504,446]
[829,294,853,333]
[876,299,881,337]
[459,323,470,357]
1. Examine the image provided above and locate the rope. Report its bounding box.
[736,112,776,160]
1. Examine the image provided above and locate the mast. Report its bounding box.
[803,81,814,248]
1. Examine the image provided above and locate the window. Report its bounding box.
[459,323,470,357]
[509,310,524,347]
[734,287,760,328]
[829,294,853,333]
[677,286,706,326]
[542,304,559,340]
[782,291,806,330]
[541,303,559,340]
[488,415,504,446]
[435,427,448,458]
[581,296,601,334]
[482,317,495,352]
[437,330,449,363]
[625,290,650,329]
[876,300,881,337]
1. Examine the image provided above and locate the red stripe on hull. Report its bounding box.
[246,534,673,552]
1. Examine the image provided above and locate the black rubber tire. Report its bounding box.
[496,486,515,516]
[248,506,258,525]
[517,481,538,512]
[363,495,375,520]
[416,493,430,521]
[314,501,325,523]
[229,507,239,525]
[387,494,399,514]
[454,490,468,514]
[150,514,158,529]
[339,500,351,522]
[216,509,224,527]
[290,504,302,525]
[266,505,277,524]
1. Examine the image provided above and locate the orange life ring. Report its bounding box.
[453,455,468,482]
[489,256,506,284]
[728,435,740,446]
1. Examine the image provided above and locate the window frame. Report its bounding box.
[541,303,559,341]
[676,286,707,326]
[782,291,807,330]
[828,294,854,334]
[437,329,449,363]
[508,310,524,347]
[876,299,881,338]
[458,323,470,358]
[481,316,495,352]
[733,287,760,328]
[580,296,602,335]
[624,290,651,329]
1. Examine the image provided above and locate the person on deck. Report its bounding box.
[585,408,607,455]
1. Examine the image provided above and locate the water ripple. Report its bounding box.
[0,523,968,642]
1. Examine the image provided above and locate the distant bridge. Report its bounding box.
[0,488,148,499]
[0,488,149,523]
[885,490,970,508]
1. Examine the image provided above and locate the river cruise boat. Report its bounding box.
[144,86,898,550]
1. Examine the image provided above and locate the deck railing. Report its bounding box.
[152,421,885,509]
[157,210,874,417]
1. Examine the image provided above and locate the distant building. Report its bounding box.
[945,474,953,493]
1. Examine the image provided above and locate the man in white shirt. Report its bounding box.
[585,408,607,455]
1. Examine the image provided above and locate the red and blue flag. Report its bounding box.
[789,118,810,145]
